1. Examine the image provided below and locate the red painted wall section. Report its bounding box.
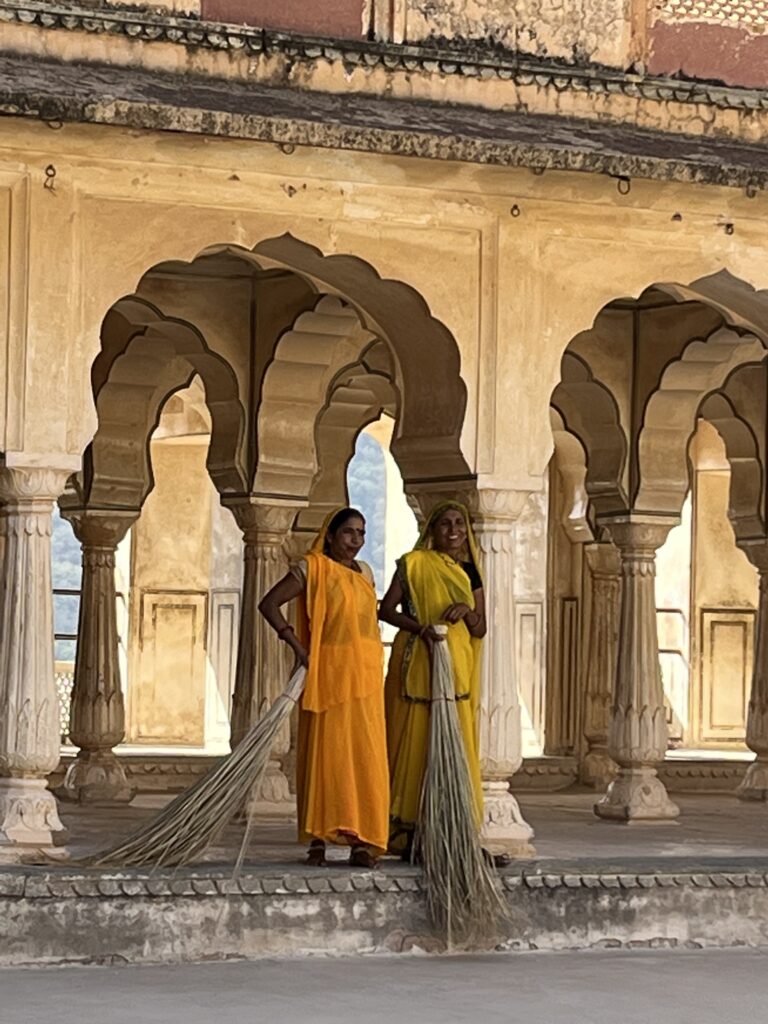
[649,21,768,89]
[201,0,367,38]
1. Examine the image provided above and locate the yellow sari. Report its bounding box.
[295,522,389,853]
[385,503,484,851]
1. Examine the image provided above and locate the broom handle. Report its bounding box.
[283,664,308,703]
[430,624,455,702]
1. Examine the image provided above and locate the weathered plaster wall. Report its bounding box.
[402,0,632,67]
[2,117,768,496]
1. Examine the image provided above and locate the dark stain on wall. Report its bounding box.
[649,21,768,90]
[201,0,367,38]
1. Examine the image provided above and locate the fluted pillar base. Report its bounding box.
[0,777,68,848]
[57,750,135,805]
[480,780,535,857]
[580,749,619,789]
[594,767,679,822]
[736,759,768,801]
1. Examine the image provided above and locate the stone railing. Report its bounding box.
[54,661,74,744]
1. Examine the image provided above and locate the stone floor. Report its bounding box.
[5,950,768,1024]
[3,789,768,966]
[50,789,768,869]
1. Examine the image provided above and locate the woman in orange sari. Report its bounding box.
[379,502,486,861]
[258,507,389,868]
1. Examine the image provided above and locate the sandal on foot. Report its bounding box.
[306,842,327,868]
[349,847,379,869]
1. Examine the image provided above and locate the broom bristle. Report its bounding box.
[88,667,307,869]
[414,631,507,947]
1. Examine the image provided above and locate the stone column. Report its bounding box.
[0,466,69,850]
[736,541,768,801]
[580,542,621,789]
[226,499,298,808]
[595,516,680,822]
[474,489,535,857]
[56,506,137,804]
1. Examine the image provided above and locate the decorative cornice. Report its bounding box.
[1,50,767,190]
[1,0,768,115]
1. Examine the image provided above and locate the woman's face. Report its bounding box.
[326,515,366,563]
[430,507,467,556]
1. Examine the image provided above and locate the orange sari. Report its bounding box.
[295,550,389,853]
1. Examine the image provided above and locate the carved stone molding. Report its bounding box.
[595,516,680,822]
[57,506,138,805]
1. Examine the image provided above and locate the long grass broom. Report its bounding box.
[414,625,507,947]
[87,666,307,869]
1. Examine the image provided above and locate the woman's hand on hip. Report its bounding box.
[287,636,309,668]
[442,602,472,624]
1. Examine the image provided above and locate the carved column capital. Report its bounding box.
[597,513,679,557]
[0,465,71,506]
[223,497,298,544]
[59,506,138,551]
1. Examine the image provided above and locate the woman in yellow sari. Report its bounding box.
[378,501,486,861]
[258,507,389,868]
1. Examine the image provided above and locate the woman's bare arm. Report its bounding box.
[466,588,487,638]
[258,572,309,667]
[378,573,444,647]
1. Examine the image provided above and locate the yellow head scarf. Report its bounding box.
[414,500,483,585]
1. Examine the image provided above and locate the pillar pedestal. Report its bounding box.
[594,516,679,823]
[227,499,298,812]
[736,544,768,801]
[580,543,620,789]
[0,466,70,852]
[57,506,137,805]
[474,489,535,857]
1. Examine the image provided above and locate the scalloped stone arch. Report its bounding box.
[550,353,628,519]
[296,348,397,533]
[254,295,377,497]
[193,234,470,485]
[81,297,247,509]
[636,327,766,514]
[700,391,763,541]
[549,408,592,544]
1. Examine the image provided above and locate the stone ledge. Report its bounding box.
[3,859,768,962]
[6,861,768,900]
[1,52,767,191]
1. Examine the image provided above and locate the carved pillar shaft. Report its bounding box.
[595,517,679,822]
[737,550,768,800]
[228,501,297,806]
[474,490,535,857]
[57,508,137,805]
[0,467,69,849]
[580,542,621,788]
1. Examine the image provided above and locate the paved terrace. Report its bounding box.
[1,791,767,966]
